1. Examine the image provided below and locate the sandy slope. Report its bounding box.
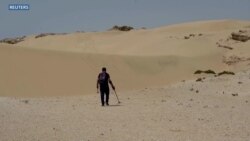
[0,45,225,97]
[0,69,249,141]
[1,20,250,96]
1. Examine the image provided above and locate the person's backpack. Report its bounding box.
[99,72,108,84]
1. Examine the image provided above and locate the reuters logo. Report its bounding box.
[8,4,30,10]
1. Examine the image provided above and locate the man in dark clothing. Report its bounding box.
[97,67,115,106]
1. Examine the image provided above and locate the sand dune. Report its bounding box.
[1,20,250,97]
[15,20,250,56]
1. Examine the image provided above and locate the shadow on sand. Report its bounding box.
[108,104,122,107]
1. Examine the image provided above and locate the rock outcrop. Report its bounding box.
[110,25,134,31]
[231,30,250,42]
[0,36,26,44]
[35,33,67,39]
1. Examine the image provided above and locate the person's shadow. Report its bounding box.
[108,104,122,107]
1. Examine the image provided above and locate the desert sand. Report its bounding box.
[0,20,250,141]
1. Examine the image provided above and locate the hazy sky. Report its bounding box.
[0,0,250,39]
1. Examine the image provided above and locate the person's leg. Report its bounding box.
[105,89,110,105]
[100,90,105,106]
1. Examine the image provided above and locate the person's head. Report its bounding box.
[102,67,106,72]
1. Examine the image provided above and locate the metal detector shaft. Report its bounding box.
[113,89,121,103]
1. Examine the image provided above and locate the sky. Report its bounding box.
[0,0,250,39]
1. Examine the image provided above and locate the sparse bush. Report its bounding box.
[196,78,203,82]
[218,71,235,76]
[194,70,216,74]
[194,70,203,74]
[204,70,216,74]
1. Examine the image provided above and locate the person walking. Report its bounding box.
[97,67,115,106]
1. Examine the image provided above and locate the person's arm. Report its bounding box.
[109,78,115,90]
[96,75,100,93]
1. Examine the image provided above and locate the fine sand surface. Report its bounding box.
[0,69,250,141]
[0,20,250,140]
[0,45,226,97]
